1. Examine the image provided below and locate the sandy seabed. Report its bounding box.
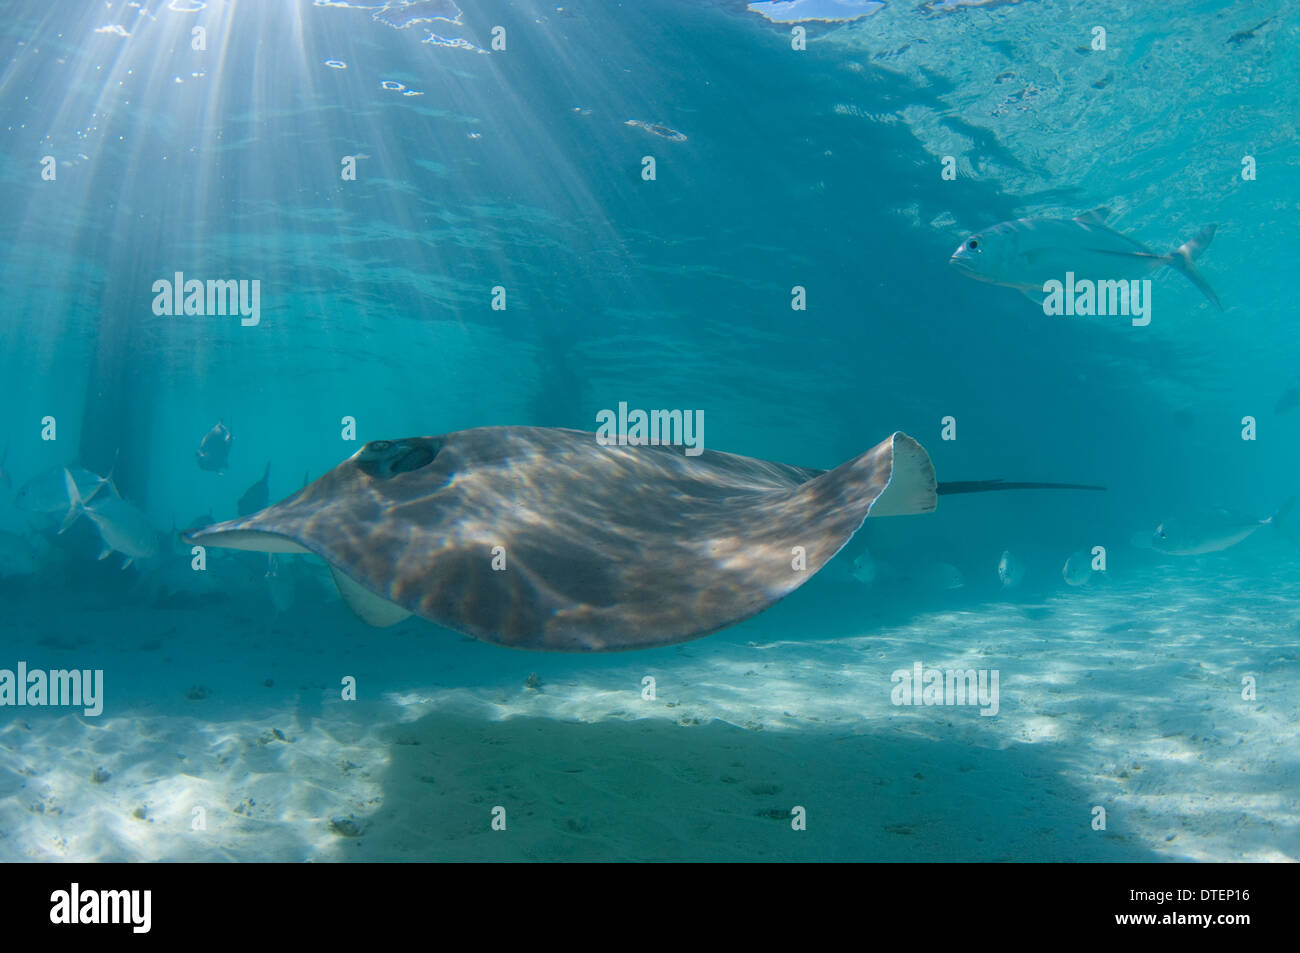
[1,555,1296,862]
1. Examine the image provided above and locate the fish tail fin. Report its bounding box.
[59,469,85,535]
[91,464,117,502]
[1164,224,1222,310]
[1256,497,1300,550]
[1266,497,1297,544]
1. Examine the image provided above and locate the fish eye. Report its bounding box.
[367,440,392,452]
[967,239,979,250]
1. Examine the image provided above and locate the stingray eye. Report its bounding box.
[367,440,392,452]
[967,239,979,251]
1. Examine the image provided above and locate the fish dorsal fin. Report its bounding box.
[328,564,412,628]
[1074,206,1112,226]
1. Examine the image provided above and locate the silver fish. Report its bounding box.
[1152,502,1291,556]
[950,208,1221,309]
[16,466,113,515]
[1062,549,1095,586]
[996,550,1024,589]
[921,561,965,591]
[196,421,232,472]
[849,549,876,585]
[60,469,158,568]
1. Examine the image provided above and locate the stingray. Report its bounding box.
[186,426,1101,651]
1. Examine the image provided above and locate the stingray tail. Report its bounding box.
[937,479,1106,495]
[1163,224,1221,310]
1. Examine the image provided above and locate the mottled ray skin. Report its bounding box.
[188,427,935,651]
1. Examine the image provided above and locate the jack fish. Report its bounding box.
[196,421,232,472]
[1152,501,1292,556]
[60,469,158,568]
[950,209,1221,309]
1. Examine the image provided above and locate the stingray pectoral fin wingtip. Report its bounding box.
[795,430,936,523]
[328,565,413,627]
[184,526,311,554]
[868,432,938,517]
[782,431,935,580]
[185,522,411,627]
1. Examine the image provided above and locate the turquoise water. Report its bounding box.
[0,0,1296,861]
